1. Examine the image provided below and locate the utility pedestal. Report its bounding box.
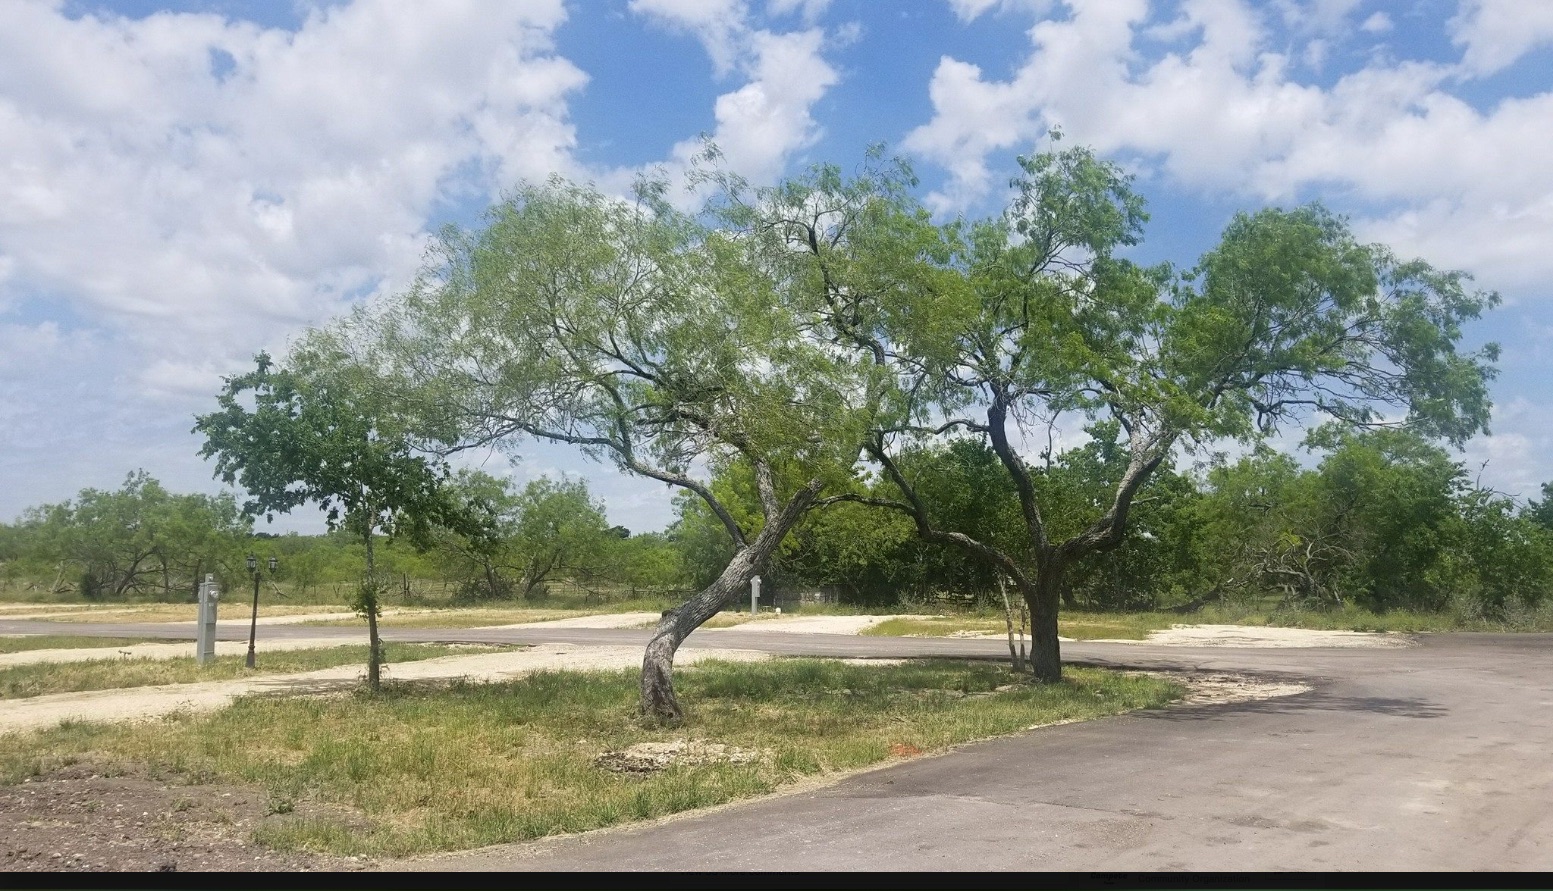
[196,574,220,664]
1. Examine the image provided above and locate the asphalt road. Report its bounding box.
[4,619,1550,871]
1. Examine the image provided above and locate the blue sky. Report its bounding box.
[2,0,1552,534]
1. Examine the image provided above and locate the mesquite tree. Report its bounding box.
[802,140,1498,680]
[318,168,892,719]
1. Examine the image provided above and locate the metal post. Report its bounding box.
[246,568,260,669]
[196,574,219,664]
[750,575,761,616]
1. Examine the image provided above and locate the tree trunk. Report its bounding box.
[640,485,818,721]
[364,531,382,692]
[1026,558,1066,682]
[998,574,1023,673]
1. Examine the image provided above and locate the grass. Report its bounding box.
[299,607,597,629]
[32,604,355,624]
[0,635,163,655]
[0,643,515,699]
[864,612,1180,640]
[0,659,1182,857]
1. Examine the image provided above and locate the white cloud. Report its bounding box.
[631,0,750,75]
[1463,398,1553,500]
[0,0,585,380]
[767,0,831,23]
[947,0,1003,21]
[904,0,1553,296]
[633,0,842,191]
[0,0,588,522]
[1360,11,1392,34]
[1450,0,1553,77]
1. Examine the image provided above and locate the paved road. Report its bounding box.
[4,619,1551,870]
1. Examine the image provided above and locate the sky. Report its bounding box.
[2,0,1552,535]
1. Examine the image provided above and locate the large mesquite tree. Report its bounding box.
[800,140,1499,680]
[317,168,892,719]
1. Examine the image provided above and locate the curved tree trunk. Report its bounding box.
[640,483,819,720]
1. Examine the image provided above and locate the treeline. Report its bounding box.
[0,469,683,603]
[8,428,1553,617]
[679,425,1553,619]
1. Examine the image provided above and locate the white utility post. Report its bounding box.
[196,574,220,664]
[750,575,761,616]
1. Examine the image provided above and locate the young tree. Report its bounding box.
[194,350,472,689]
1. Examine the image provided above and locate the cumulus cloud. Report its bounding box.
[0,0,590,522]
[1359,11,1392,34]
[904,0,1553,295]
[0,0,586,388]
[630,0,750,75]
[1450,0,1553,77]
[632,0,841,189]
[1462,398,1553,500]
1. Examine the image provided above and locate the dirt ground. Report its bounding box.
[1,763,371,873]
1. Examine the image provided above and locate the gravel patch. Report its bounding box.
[489,611,664,630]
[1134,669,1314,705]
[706,615,932,635]
[1114,624,1413,649]
[0,644,769,735]
[595,740,761,774]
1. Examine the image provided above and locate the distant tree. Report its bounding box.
[439,471,613,601]
[1526,483,1553,532]
[20,471,249,600]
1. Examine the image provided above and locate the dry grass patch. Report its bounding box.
[0,636,161,655]
[0,643,514,699]
[36,604,350,625]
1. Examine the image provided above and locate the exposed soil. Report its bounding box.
[0,762,372,873]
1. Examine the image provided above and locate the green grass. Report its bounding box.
[0,643,515,699]
[0,636,162,655]
[0,659,1181,857]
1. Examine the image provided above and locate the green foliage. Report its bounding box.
[193,351,471,550]
[1194,429,1553,617]
[769,136,1502,666]
[437,471,618,602]
[11,470,250,600]
[1525,483,1553,532]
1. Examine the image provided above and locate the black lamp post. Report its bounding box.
[245,554,260,669]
